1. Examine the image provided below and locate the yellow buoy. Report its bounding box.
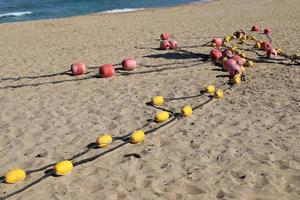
[240,52,246,58]
[155,111,169,123]
[205,85,215,95]
[224,35,231,42]
[220,56,227,64]
[231,44,238,51]
[54,160,73,176]
[245,60,254,67]
[214,89,224,99]
[151,96,164,106]
[240,39,247,44]
[181,105,193,117]
[275,48,282,54]
[4,169,26,184]
[131,130,145,144]
[232,74,241,85]
[96,134,113,148]
[254,42,261,49]
[240,66,246,73]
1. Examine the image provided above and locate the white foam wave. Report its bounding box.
[0,11,32,18]
[101,8,144,14]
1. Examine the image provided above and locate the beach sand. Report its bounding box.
[0,0,299,199]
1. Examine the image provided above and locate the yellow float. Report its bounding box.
[54,161,73,176]
[96,134,113,148]
[4,169,26,184]
[155,111,169,122]
[131,130,145,144]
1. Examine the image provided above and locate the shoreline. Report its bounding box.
[0,0,210,26]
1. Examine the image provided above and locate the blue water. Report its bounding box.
[0,0,202,24]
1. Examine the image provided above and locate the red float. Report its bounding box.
[264,28,272,35]
[99,64,115,78]
[121,58,137,71]
[212,38,223,47]
[233,55,245,66]
[261,41,271,51]
[223,58,237,71]
[251,25,259,32]
[267,48,277,59]
[228,64,241,76]
[223,49,234,58]
[160,40,170,50]
[160,33,170,40]
[210,49,222,61]
[70,62,86,76]
[169,40,178,49]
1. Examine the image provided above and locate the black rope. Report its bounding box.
[0,75,97,90]
[0,174,51,200]
[165,91,205,102]
[0,70,71,82]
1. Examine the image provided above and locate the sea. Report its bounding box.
[0,0,203,24]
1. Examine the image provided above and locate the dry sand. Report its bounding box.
[0,0,299,199]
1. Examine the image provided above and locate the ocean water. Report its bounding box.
[0,0,202,24]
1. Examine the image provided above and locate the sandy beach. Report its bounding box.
[0,0,299,199]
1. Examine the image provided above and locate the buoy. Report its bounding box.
[122,58,137,71]
[275,48,282,54]
[223,49,234,58]
[99,64,115,78]
[233,55,245,66]
[205,85,215,95]
[231,44,238,51]
[160,40,170,50]
[232,74,241,85]
[267,48,277,59]
[4,169,26,184]
[160,33,170,40]
[96,134,113,148]
[245,60,254,67]
[223,58,237,71]
[131,130,145,144]
[214,89,224,99]
[264,28,272,35]
[240,66,246,73]
[169,40,178,49]
[210,49,222,61]
[212,38,223,47]
[151,96,164,106]
[220,56,227,64]
[70,62,86,76]
[54,160,73,176]
[228,64,241,77]
[224,35,231,42]
[239,52,246,58]
[254,42,261,49]
[251,25,259,32]
[181,105,193,117]
[155,111,169,123]
[261,41,271,51]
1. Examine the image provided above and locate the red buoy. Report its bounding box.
[122,58,137,71]
[267,48,277,59]
[264,28,272,35]
[251,25,259,32]
[99,64,115,78]
[228,64,241,76]
[210,49,222,61]
[233,55,245,66]
[160,33,170,40]
[212,38,223,47]
[70,62,86,76]
[223,58,237,71]
[169,40,178,49]
[160,40,170,50]
[222,49,234,58]
[261,41,271,51]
